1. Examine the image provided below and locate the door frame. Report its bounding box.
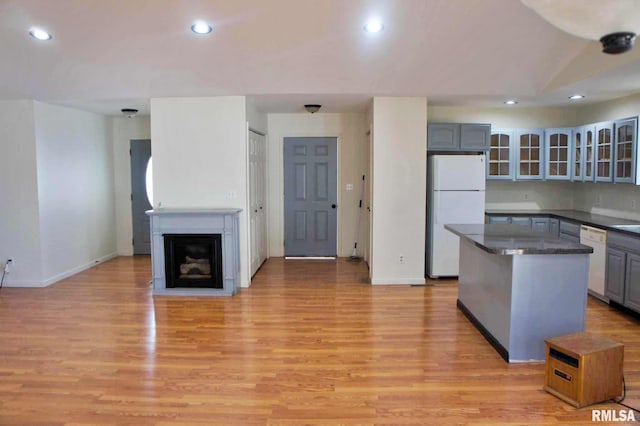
[280,134,341,257]
[129,139,152,255]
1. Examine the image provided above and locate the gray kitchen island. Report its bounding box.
[445,224,593,362]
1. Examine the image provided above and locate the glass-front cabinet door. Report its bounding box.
[515,129,544,180]
[487,130,514,180]
[583,125,596,182]
[571,127,583,181]
[545,128,571,180]
[614,117,637,184]
[595,121,614,182]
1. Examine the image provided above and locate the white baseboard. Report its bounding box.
[370,277,426,285]
[3,252,118,288]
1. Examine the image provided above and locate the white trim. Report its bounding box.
[370,277,426,285]
[285,256,336,260]
[3,252,118,287]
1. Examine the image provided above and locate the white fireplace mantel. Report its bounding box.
[146,208,241,296]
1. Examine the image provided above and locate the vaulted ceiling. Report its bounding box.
[1,0,639,115]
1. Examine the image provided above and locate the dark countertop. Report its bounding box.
[485,209,640,236]
[445,224,594,255]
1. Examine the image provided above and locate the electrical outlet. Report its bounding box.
[632,199,637,210]
[523,193,529,201]
[399,255,405,264]
[595,195,602,206]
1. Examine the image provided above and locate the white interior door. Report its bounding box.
[249,130,267,276]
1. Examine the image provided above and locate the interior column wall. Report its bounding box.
[0,100,43,286]
[150,96,251,287]
[370,97,427,285]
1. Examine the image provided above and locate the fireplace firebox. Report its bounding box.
[163,234,223,289]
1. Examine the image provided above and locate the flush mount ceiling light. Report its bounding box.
[504,100,518,105]
[121,108,138,118]
[521,0,639,54]
[191,21,212,34]
[304,104,321,113]
[29,28,52,41]
[363,19,384,33]
[569,94,585,100]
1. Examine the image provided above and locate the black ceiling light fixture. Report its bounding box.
[600,32,636,54]
[521,0,639,54]
[121,108,138,118]
[304,104,321,113]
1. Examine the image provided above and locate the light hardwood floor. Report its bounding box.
[0,256,638,425]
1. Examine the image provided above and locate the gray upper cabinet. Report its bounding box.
[595,121,614,182]
[460,124,491,150]
[428,123,490,152]
[545,128,572,180]
[571,127,584,181]
[427,123,459,150]
[515,129,544,180]
[613,117,637,184]
[487,130,514,180]
[583,125,596,182]
[549,218,560,236]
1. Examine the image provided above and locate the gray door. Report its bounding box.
[284,137,337,256]
[130,139,152,255]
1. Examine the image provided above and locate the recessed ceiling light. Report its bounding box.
[504,100,518,105]
[29,28,52,41]
[364,19,384,33]
[191,21,212,34]
[569,94,585,100]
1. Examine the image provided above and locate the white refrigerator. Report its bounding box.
[427,155,486,278]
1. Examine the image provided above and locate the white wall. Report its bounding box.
[112,116,151,255]
[150,96,251,287]
[428,105,578,128]
[246,100,268,135]
[34,102,117,285]
[0,100,44,286]
[371,97,427,285]
[576,92,640,124]
[266,112,369,257]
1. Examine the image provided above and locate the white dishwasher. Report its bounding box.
[580,225,608,301]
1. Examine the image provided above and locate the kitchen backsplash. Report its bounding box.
[486,181,575,211]
[487,181,640,221]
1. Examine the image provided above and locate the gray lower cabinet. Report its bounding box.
[605,231,640,313]
[487,216,511,224]
[512,217,532,227]
[531,217,549,233]
[428,123,491,151]
[624,253,640,311]
[605,247,626,304]
[559,220,580,243]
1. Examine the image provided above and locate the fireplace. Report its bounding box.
[146,208,241,296]
[163,234,223,289]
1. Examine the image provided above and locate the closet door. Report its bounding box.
[249,129,268,276]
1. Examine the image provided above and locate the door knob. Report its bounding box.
[331,204,336,209]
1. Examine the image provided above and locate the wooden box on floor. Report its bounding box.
[543,332,623,408]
